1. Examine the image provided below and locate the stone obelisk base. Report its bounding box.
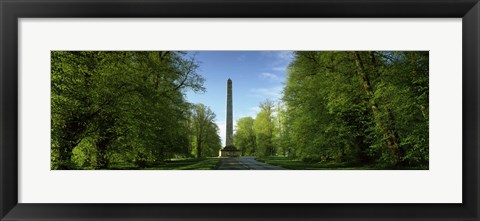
[219,145,240,157]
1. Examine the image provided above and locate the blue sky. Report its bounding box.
[184,51,294,146]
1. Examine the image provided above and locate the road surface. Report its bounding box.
[217,157,286,170]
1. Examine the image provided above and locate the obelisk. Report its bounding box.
[226,78,233,146]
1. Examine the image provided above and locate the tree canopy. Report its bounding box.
[51,51,221,169]
[233,51,428,169]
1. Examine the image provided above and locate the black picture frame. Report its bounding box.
[1,0,479,220]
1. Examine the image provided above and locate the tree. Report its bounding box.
[191,104,217,158]
[234,117,257,156]
[253,100,277,157]
[51,51,206,169]
[281,51,428,168]
[202,123,222,157]
[351,51,401,166]
[273,101,292,157]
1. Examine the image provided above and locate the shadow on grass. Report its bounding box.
[256,156,427,170]
[108,158,221,170]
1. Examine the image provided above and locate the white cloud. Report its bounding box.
[237,106,261,119]
[250,86,283,101]
[259,72,281,82]
[272,66,287,72]
[276,51,294,62]
[262,51,293,62]
[260,51,294,73]
[237,54,246,61]
[249,106,261,116]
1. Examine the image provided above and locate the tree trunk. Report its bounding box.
[196,128,203,158]
[95,136,113,169]
[57,119,87,169]
[352,51,401,166]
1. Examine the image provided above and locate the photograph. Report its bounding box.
[51,51,429,170]
[2,0,477,219]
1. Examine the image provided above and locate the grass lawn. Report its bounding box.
[255,156,424,170]
[109,158,221,170]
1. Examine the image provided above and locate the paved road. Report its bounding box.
[217,157,286,170]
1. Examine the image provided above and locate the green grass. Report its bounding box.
[108,158,221,170]
[146,158,221,170]
[255,156,423,170]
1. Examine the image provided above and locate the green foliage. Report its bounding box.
[190,104,221,158]
[281,51,428,168]
[234,117,256,156]
[51,51,219,169]
[253,100,277,157]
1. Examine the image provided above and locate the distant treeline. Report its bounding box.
[234,51,428,168]
[51,51,221,169]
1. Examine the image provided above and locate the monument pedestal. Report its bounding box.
[219,145,240,157]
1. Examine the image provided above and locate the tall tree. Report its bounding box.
[234,117,257,156]
[51,51,206,169]
[253,100,276,157]
[282,51,428,168]
[191,104,217,158]
[202,123,222,157]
